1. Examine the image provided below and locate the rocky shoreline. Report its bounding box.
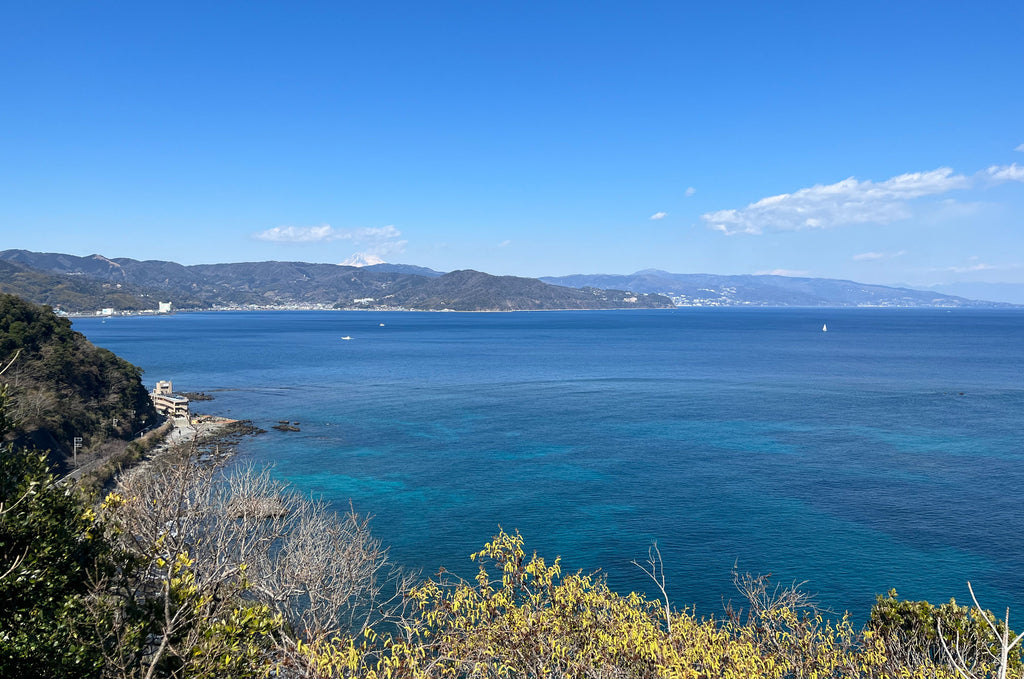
[109,416,266,489]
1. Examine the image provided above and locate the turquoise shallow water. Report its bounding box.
[74,308,1024,621]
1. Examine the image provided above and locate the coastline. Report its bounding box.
[63,301,1023,320]
[140,416,262,467]
[64,305,676,318]
[80,415,264,495]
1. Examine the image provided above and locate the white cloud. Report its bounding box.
[252,224,406,256]
[701,167,970,235]
[498,239,512,247]
[754,269,810,277]
[985,163,1024,182]
[853,250,906,261]
[349,226,408,256]
[944,257,995,274]
[253,225,336,242]
[1016,143,1024,152]
[925,258,1021,276]
[684,186,697,197]
[650,211,668,220]
[348,225,401,242]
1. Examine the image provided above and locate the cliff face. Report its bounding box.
[0,294,158,471]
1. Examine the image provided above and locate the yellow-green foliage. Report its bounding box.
[868,589,1020,675]
[187,601,282,679]
[296,530,973,679]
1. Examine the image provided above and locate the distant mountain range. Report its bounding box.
[0,250,1012,312]
[925,281,1024,305]
[540,269,1012,308]
[0,250,671,312]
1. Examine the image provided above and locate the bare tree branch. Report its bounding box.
[632,540,672,634]
[94,433,411,675]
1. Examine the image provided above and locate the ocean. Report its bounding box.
[73,308,1024,622]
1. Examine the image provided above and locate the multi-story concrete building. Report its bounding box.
[151,380,190,419]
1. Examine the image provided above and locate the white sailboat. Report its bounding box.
[822,323,828,332]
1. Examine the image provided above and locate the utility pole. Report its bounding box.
[73,437,82,467]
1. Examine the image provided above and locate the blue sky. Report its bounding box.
[2,1,1022,287]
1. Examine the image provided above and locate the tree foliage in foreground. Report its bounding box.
[89,444,412,679]
[3,381,1023,677]
[300,529,1021,679]
[0,383,112,678]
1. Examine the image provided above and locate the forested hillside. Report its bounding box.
[0,260,207,313]
[0,250,674,311]
[0,294,157,468]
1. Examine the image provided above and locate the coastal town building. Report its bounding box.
[158,301,172,313]
[150,380,190,419]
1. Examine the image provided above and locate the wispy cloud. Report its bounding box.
[498,239,512,247]
[348,225,406,249]
[650,211,668,220]
[985,163,1024,182]
[701,168,970,235]
[1016,143,1024,152]
[924,258,1021,275]
[254,225,336,242]
[754,269,810,277]
[684,186,697,197]
[943,257,996,274]
[356,226,407,258]
[852,250,906,261]
[252,224,406,256]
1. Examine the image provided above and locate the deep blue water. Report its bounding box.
[73,309,1024,621]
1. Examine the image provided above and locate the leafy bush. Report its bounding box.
[869,589,1022,678]
[0,386,112,678]
[297,530,973,679]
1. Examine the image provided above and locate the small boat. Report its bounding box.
[822,323,828,332]
[379,323,385,327]
[341,336,352,340]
